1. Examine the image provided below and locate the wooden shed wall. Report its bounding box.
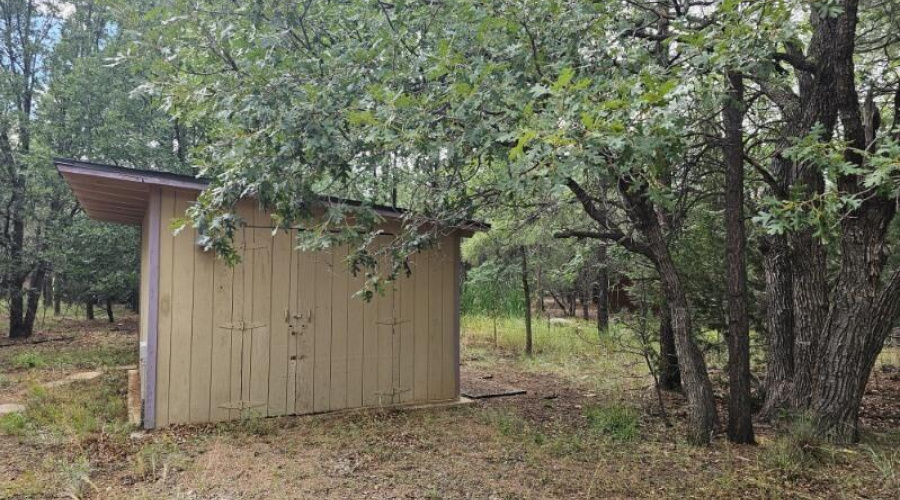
[151,188,460,427]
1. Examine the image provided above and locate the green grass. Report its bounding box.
[463,314,618,356]
[0,344,136,372]
[0,372,130,442]
[9,352,48,369]
[584,404,641,441]
[462,314,650,395]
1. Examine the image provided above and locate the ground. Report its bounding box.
[0,310,898,499]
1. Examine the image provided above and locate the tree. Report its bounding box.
[723,72,754,444]
[52,218,139,322]
[0,0,62,338]
[133,0,900,443]
[132,0,725,443]
[742,0,900,441]
[1,0,201,339]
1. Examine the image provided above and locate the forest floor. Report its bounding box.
[0,311,899,499]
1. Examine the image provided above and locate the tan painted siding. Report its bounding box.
[153,189,461,425]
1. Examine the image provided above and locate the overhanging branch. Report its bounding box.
[772,51,816,74]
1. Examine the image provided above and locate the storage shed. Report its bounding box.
[54,158,486,429]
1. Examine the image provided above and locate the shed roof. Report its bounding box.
[54,158,489,232]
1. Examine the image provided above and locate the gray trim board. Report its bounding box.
[144,188,162,429]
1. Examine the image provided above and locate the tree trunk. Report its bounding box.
[23,265,46,337]
[86,301,95,320]
[7,208,29,338]
[549,290,568,316]
[53,276,62,317]
[759,233,795,420]
[809,189,896,441]
[643,218,718,444]
[521,246,533,356]
[106,299,115,323]
[658,300,681,391]
[790,231,829,409]
[722,71,754,444]
[595,245,609,335]
[42,272,52,309]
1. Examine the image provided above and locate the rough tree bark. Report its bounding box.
[658,300,681,391]
[786,1,843,412]
[759,233,794,420]
[764,0,900,441]
[86,301,95,321]
[722,71,754,444]
[22,264,46,336]
[106,299,115,323]
[611,176,719,444]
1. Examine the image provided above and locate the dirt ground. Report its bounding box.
[1,313,899,499]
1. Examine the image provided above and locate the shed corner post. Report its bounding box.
[144,187,162,430]
[454,233,462,398]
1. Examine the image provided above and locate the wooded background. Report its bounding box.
[2,0,899,446]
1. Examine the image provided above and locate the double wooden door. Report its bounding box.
[216,229,406,419]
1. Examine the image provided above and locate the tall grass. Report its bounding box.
[463,314,614,357]
[461,314,651,395]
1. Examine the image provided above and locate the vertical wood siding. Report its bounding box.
[154,189,461,425]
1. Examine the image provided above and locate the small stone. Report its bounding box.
[0,403,26,415]
[42,370,104,388]
[129,431,148,441]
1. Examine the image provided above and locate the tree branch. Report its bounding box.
[744,153,786,197]
[561,176,655,260]
[553,229,653,261]
[772,51,816,74]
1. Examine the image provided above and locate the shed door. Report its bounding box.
[288,246,322,414]
[288,243,407,414]
[217,228,271,418]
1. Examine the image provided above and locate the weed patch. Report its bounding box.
[865,445,898,488]
[761,414,828,476]
[131,438,189,481]
[584,404,640,441]
[0,345,135,373]
[0,411,27,436]
[2,372,128,442]
[10,352,47,370]
[57,455,97,499]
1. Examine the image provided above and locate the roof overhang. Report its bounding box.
[54,158,490,233]
[56,158,206,225]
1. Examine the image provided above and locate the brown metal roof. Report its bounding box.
[54,158,490,232]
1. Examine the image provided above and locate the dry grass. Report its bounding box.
[0,312,898,499]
